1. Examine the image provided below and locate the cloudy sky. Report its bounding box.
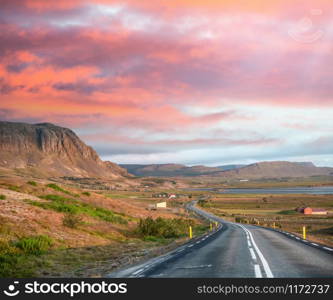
[1,0,332,166]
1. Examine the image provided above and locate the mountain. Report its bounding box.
[120,163,222,177]
[121,161,333,179]
[0,121,129,178]
[210,161,333,179]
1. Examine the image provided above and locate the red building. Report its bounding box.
[296,207,328,215]
[303,207,313,215]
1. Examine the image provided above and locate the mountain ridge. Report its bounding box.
[120,161,333,178]
[0,121,129,178]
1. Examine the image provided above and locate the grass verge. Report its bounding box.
[0,235,53,277]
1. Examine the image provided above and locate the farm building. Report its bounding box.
[152,192,169,198]
[296,207,328,215]
[147,202,167,210]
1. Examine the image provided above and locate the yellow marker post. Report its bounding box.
[273,222,275,229]
[257,220,260,225]
[189,226,193,239]
[210,223,213,231]
[303,226,306,240]
[215,221,218,228]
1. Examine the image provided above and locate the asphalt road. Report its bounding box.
[109,202,333,278]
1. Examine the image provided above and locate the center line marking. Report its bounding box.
[254,264,262,278]
[238,224,274,278]
[249,248,257,260]
[311,243,319,246]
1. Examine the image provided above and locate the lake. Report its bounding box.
[186,186,333,195]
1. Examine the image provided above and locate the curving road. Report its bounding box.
[109,202,333,278]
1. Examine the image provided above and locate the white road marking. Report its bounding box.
[249,248,257,260]
[238,224,274,278]
[247,240,252,247]
[132,268,144,275]
[254,264,262,278]
[188,245,193,248]
[303,240,309,243]
[295,237,300,240]
[311,243,319,246]
[323,247,333,251]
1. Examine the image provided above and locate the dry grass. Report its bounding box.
[204,193,333,246]
[0,176,207,277]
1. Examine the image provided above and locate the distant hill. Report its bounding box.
[210,161,333,179]
[120,163,222,177]
[120,161,333,179]
[0,121,129,178]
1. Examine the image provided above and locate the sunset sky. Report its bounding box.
[1,0,332,166]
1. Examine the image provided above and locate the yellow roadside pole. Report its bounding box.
[257,220,260,225]
[303,226,306,240]
[215,221,218,228]
[210,223,213,231]
[189,226,193,239]
[273,222,276,229]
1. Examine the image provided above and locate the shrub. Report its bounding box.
[8,185,20,192]
[13,235,53,255]
[82,192,91,196]
[278,210,297,215]
[0,240,31,277]
[27,181,37,186]
[198,199,209,207]
[62,212,82,228]
[0,236,53,277]
[46,183,69,193]
[0,195,6,200]
[235,217,247,223]
[137,217,194,239]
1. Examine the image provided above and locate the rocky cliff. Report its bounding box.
[0,121,129,178]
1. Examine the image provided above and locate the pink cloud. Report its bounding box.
[0,0,332,165]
